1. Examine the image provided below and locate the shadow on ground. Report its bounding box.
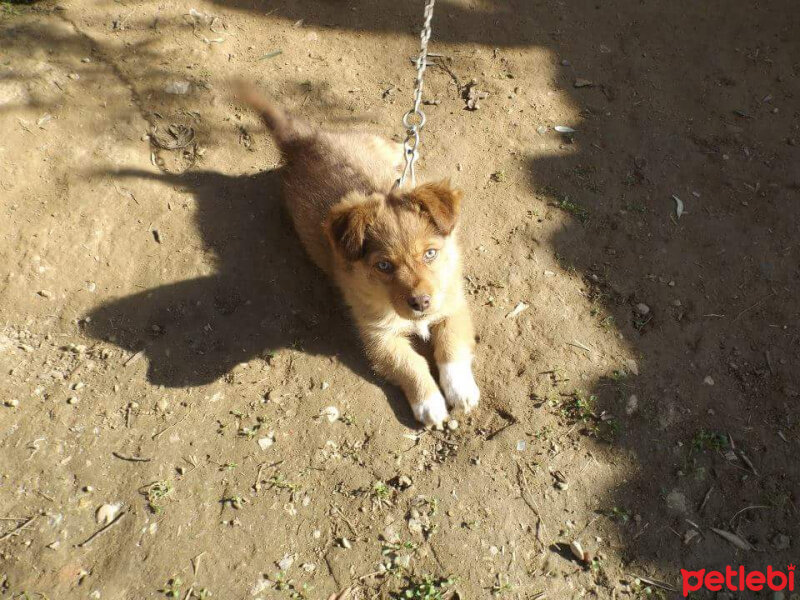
[10,0,796,591]
[84,168,417,427]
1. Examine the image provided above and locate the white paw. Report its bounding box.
[439,359,480,413]
[413,391,449,428]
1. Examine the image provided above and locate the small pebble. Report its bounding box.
[340,537,351,549]
[95,502,121,525]
[397,475,413,489]
[703,376,715,386]
[772,533,791,550]
[447,419,459,431]
[321,406,339,423]
[625,395,638,415]
[635,303,650,316]
[4,399,20,408]
[570,540,586,562]
[67,396,79,405]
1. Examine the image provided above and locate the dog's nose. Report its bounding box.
[407,294,431,312]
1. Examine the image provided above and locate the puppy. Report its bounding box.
[237,85,479,427]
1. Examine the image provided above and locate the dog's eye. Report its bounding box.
[423,248,438,262]
[375,260,394,273]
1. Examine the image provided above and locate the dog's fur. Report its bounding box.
[238,85,479,426]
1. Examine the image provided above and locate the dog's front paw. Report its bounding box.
[439,359,480,413]
[412,391,449,428]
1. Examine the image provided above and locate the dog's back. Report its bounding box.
[237,85,403,273]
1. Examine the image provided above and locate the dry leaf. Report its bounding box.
[711,527,752,550]
[673,194,685,218]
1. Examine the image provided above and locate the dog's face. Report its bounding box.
[326,181,462,320]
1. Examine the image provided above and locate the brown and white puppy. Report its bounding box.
[238,85,479,427]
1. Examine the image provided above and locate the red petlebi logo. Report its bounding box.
[681,565,795,596]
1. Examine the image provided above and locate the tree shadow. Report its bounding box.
[523,0,799,581]
[6,0,798,590]
[206,0,538,48]
[84,167,418,427]
[200,0,797,583]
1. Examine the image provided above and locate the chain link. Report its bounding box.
[395,0,435,189]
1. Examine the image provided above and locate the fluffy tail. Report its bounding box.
[233,81,309,146]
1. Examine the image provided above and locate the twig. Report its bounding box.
[765,350,775,375]
[631,522,650,540]
[192,551,205,576]
[577,515,602,537]
[567,340,592,353]
[515,463,548,545]
[0,516,36,542]
[698,485,714,513]
[75,511,126,547]
[259,49,283,60]
[112,451,151,462]
[428,57,462,91]
[734,292,775,321]
[152,409,192,440]
[332,506,357,537]
[729,505,770,527]
[124,350,145,366]
[737,450,758,475]
[630,574,676,592]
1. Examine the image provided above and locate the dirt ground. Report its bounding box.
[1,0,798,598]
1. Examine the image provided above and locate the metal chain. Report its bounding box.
[395,0,435,189]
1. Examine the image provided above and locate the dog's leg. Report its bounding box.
[362,329,448,427]
[431,304,480,413]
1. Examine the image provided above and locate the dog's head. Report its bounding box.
[325,181,463,320]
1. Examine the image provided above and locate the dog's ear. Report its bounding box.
[404,180,463,235]
[326,194,382,261]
